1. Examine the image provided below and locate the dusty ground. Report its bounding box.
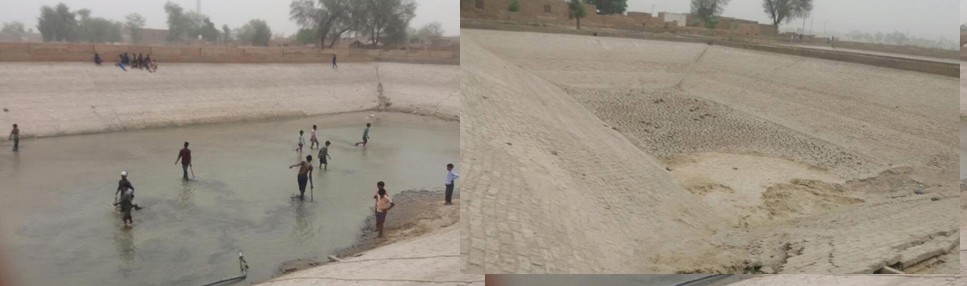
[461,29,958,274]
[724,275,964,286]
[258,191,481,286]
[961,63,967,117]
[274,190,459,276]
[0,62,459,138]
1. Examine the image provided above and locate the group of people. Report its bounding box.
[10,121,457,238]
[289,122,458,238]
[96,52,157,72]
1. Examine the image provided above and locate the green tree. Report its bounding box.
[125,13,145,43]
[238,19,272,46]
[567,0,586,30]
[295,28,320,44]
[164,1,187,41]
[762,0,813,27]
[361,0,417,47]
[508,0,520,12]
[587,0,627,15]
[37,3,79,42]
[222,24,232,42]
[416,21,444,44]
[164,1,222,43]
[1,22,27,40]
[691,0,730,28]
[200,18,219,41]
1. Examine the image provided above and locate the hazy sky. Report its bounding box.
[630,0,957,41]
[0,0,459,37]
[961,0,967,23]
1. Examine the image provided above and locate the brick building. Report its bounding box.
[461,0,776,38]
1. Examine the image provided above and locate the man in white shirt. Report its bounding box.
[445,163,459,205]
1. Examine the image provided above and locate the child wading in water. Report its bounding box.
[296,130,305,153]
[318,140,332,170]
[354,123,371,147]
[309,125,320,150]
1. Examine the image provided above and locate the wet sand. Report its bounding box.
[0,112,458,286]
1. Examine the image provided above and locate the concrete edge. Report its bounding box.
[461,21,958,77]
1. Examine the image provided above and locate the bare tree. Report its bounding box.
[762,0,813,27]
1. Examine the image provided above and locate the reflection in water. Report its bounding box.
[113,228,135,268]
[177,180,194,210]
[290,202,314,246]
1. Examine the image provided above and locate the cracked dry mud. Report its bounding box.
[461,29,959,275]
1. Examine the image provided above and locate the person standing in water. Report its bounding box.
[445,163,459,205]
[373,181,394,238]
[8,124,19,152]
[354,123,371,147]
[119,186,135,228]
[318,140,332,170]
[175,141,192,180]
[289,155,314,201]
[309,125,320,150]
[114,171,141,211]
[332,54,337,70]
[296,130,305,153]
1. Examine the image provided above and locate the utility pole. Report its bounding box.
[802,16,806,35]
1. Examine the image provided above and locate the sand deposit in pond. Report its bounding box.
[461,29,958,274]
[0,112,458,286]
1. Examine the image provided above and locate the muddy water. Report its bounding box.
[0,112,458,286]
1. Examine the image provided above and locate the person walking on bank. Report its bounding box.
[318,140,332,171]
[8,124,19,152]
[289,155,314,201]
[445,163,459,205]
[353,123,371,147]
[175,142,192,180]
[373,181,394,238]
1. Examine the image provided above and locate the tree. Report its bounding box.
[762,0,812,27]
[125,13,145,43]
[360,0,417,47]
[165,1,222,43]
[164,2,187,41]
[222,24,232,43]
[416,22,444,44]
[1,22,27,40]
[200,18,219,41]
[238,19,272,46]
[568,0,586,30]
[508,0,520,12]
[691,0,730,29]
[290,0,353,48]
[37,3,78,42]
[587,0,627,15]
[295,28,320,44]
